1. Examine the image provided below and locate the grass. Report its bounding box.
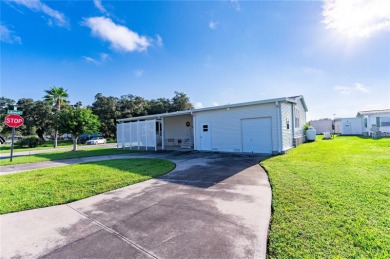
[0,148,136,166]
[262,135,390,258]
[0,158,175,214]
[0,140,75,152]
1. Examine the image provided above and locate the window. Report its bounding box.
[376,117,380,127]
[294,108,300,128]
[364,118,367,128]
[202,125,208,132]
[380,117,390,127]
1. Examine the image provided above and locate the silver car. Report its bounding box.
[85,137,107,145]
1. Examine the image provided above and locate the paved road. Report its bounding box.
[0,143,117,159]
[0,151,272,259]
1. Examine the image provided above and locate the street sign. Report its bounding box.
[4,114,24,128]
[7,110,23,115]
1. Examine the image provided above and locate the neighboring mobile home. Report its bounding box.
[116,96,308,154]
[309,119,333,134]
[357,109,390,137]
[334,118,363,135]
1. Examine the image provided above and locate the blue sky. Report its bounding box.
[1,0,389,120]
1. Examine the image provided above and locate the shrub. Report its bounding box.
[18,136,43,148]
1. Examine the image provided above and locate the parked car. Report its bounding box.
[85,137,107,145]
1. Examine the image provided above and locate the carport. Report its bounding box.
[116,111,194,151]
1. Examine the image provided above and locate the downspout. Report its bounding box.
[277,102,283,153]
[291,103,295,146]
[161,117,165,150]
[191,111,196,150]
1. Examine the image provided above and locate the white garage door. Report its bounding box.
[242,117,272,153]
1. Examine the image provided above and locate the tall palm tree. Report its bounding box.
[43,86,69,148]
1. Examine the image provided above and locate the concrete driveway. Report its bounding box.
[0,152,272,259]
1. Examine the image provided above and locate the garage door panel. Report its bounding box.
[242,118,272,153]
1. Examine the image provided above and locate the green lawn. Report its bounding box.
[262,136,390,258]
[0,158,175,214]
[0,148,135,166]
[0,140,75,152]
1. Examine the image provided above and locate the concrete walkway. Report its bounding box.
[0,151,272,259]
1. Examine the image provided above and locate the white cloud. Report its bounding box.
[212,102,219,106]
[93,0,107,14]
[7,0,69,27]
[83,53,110,64]
[334,85,351,95]
[334,82,370,95]
[209,20,218,30]
[354,83,370,93]
[134,70,144,77]
[155,34,163,46]
[83,16,151,52]
[0,25,22,44]
[322,0,390,37]
[230,0,241,11]
[193,102,204,109]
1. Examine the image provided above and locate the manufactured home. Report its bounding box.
[357,109,390,137]
[334,118,363,135]
[116,96,307,154]
[309,119,333,134]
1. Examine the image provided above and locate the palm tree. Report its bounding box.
[43,86,69,148]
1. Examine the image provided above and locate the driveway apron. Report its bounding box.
[0,152,272,259]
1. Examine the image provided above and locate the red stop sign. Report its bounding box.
[4,114,24,128]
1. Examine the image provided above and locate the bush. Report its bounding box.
[18,136,43,148]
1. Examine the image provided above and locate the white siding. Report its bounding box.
[368,113,390,134]
[339,118,363,135]
[193,103,279,153]
[294,99,306,138]
[281,102,293,151]
[309,119,333,134]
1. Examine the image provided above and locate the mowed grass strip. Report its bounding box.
[0,158,175,214]
[262,136,390,258]
[0,148,135,166]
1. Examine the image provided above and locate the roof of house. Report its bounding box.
[117,95,307,122]
[356,109,390,116]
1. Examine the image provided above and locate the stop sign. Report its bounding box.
[4,114,24,128]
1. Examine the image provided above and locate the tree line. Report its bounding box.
[0,89,193,142]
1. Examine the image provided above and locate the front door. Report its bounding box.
[200,123,211,150]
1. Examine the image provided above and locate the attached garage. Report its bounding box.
[117,95,308,154]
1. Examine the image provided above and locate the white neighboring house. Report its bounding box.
[334,118,363,135]
[309,119,333,134]
[116,96,308,154]
[357,109,390,137]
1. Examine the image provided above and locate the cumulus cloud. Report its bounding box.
[322,0,390,37]
[193,102,204,109]
[7,0,69,27]
[334,83,370,95]
[209,20,218,30]
[83,16,151,52]
[0,25,22,44]
[212,102,220,106]
[93,0,107,14]
[83,53,110,64]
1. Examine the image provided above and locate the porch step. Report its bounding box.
[181,142,194,149]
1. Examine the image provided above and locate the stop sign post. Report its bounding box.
[4,114,24,162]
